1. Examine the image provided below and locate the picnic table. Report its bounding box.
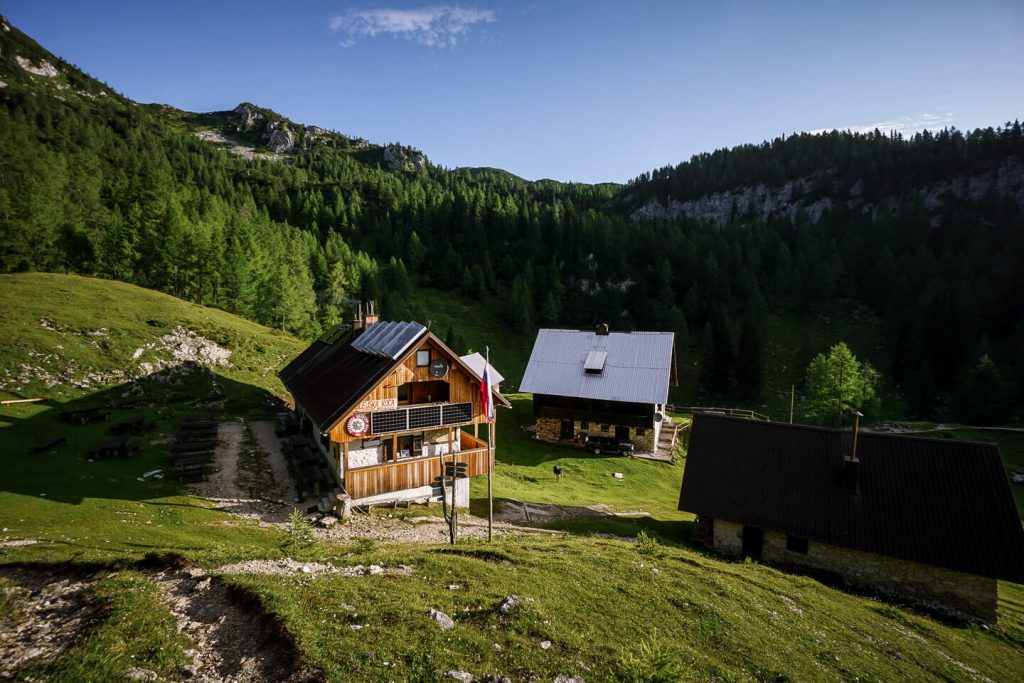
[58,407,111,425]
[169,440,217,454]
[32,435,66,453]
[175,427,218,441]
[91,436,140,459]
[112,416,156,435]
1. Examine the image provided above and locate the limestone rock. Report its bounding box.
[496,595,520,615]
[384,143,427,171]
[430,607,455,631]
[265,124,295,153]
[554,676,586,683]
[232,104,262,128]
[16,56,59,78]
[446,672,475,683]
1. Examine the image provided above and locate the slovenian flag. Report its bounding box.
[480,348,495,423]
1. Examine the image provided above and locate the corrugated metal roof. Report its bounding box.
[519,329,674,405]
[351,321,426,359]
[678,414,1024,582]
[460,352,504,385]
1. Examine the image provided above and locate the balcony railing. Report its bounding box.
[369,401,473,435]
[345,430,493,500]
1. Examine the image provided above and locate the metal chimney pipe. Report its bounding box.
[851,410,864,461]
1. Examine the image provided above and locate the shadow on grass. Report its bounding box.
[0,364,278,505]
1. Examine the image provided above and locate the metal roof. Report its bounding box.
[583,350,607,373]
[519,329,674,405]
[460,352,504,385]
[351,321,426,359]
[678,414,1024,582]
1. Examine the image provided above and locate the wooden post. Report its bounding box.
[392,433,398,462]
[789,385,795,424]
[447,426,456,544]
[474,420,479,439]
[486,346,494,543]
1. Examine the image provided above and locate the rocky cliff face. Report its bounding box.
[384,144,427,171]
[264,121,295,153]
[631,156,1024,225]
[232,103,262,129]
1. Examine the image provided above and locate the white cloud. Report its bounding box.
[806,112,958,137]
[329,6,496,48]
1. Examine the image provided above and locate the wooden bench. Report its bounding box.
[32,436,66,452]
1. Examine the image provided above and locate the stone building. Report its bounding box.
[519,325,676,455]
[678,413,1024,623]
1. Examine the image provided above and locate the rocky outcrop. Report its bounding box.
[384,143,427,171]
[631,156,1024,226]
[232,103,262,129]
[264,121,295,153]
[16,56,59,78]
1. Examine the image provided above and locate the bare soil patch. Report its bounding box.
[153,566,316,682]
[0,567,101,678]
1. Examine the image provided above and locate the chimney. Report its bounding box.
[842,410,864,493]
[352,303,365,331]
[595,323,610,336]
[363,300,379,328]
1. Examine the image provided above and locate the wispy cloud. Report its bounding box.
[807,112,958,137]
[329,6,496,48]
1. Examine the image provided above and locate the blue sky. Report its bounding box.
[5,1,1023,183]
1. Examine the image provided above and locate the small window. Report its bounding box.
[397,383,409,403]
[636,428,646,436]
[416,349,431,366]
[580,421,589,430]
[786,536,809,555]
[600,424,610,432]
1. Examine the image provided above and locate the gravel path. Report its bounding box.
[250,420,298,505]
[215,558,414,577]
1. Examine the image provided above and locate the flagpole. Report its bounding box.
[486,346,494,543]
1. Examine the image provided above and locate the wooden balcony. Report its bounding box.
[369,401,473,435]
[345,430,492,501]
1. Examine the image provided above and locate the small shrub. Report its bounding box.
[354,538,376,555]
[635,530,666,559]
[282,508,317,551]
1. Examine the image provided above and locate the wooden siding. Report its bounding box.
[345,430,492,500]
[328,336,486,444]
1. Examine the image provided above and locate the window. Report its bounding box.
[636,428,646,436]
[600,424,610,432]
[580,421,589,430]
[397,383,409,404]
[786,536,809,555]
[416,349,431,366]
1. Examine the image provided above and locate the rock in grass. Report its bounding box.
[125,668,158,681]
[446,671,475,682]
[496,595,520,615]
[430,607,455,631]
[554,676,586,683]
[481,676,512,683]
[540,640,552,650]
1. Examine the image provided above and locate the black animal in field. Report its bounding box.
[553,464,563,482]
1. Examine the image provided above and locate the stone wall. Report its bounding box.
[711,519,998,623]
[534,416,657,453]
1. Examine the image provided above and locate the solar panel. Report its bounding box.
[351,321,426,359]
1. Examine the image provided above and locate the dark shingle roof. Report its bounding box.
[678,414,1024,582]
[278,326,406,431]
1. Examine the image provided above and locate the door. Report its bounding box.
[742,526,763,560]
[615,425,630,441]
[560,419,574,440]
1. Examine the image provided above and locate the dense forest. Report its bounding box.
[1,17,1022,422]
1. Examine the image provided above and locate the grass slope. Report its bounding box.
[2,274,1023,681]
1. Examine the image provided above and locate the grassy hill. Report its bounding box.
[2,274,1024,681]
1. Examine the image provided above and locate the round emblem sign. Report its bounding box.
[346,413,370,437]
[429,359,450,378]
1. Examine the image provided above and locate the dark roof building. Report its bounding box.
[678,413,1024,622]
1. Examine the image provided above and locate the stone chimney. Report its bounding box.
[595,323,610,336]
[363,300,379,328]
[353,301,379,332]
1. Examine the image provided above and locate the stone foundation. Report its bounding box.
[711,519,999,623]
[534,417,657,453]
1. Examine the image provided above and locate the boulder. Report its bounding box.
[266,128,295,153]
[496,595,520,615]
[384,143,427,171]
[446,672,475,683]
[429,607,455,631]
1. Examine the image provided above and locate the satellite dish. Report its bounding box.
[654,412,664,423]
[429,359,450,378]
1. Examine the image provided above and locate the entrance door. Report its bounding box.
[742,526,763,559]
[560,419,574,440]
[615,425,630,441]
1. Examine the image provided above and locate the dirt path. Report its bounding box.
[250,420,298,506]
[154,567,313,682]
[0,568,100,678]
